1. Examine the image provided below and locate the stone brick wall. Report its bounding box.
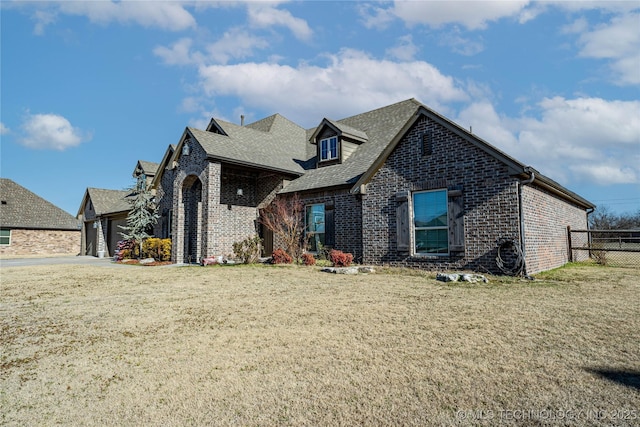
[171,139,211,263]
[294,189,363,261]
[522,184,588,274]
[362,114,522,273]
[0,229,80,256]
[162,137,289,263]
[154,166,175,239]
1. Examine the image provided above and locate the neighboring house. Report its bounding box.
[0,178,80,256]
[150,98,594,274]
[78,160,161,257]
[77,188,131,257]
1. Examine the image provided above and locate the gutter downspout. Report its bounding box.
[518,166,535,277]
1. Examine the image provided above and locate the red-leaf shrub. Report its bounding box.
[329,249,353,267]
[302,253,316,266]
[271,248,293,264]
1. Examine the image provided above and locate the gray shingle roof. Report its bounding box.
[0,178,80,230]
[137,161,160,176]
[282,98,422,193]
[85,188,132,215]
[188,113,309,175]
[320,119,369,143]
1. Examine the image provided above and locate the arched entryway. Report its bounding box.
[182,176,202,263]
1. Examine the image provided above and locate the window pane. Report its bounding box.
[0,229,10,245]
[330,137,337,159]
[413,191,447,227]
[413,190,448,254]
[320,140,328,160]
[306,204,325,252]
[415,229,448,254]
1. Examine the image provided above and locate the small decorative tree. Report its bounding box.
[119,181,159,258]
[259,194,309,264]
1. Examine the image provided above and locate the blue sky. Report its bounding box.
[1,1,639,216]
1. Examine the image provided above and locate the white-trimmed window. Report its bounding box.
[0,229,11,246]
[306,204,325,252]
[413,190,448,255]
[320,136,338,161]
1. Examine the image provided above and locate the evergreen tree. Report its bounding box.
[119,181,159,257]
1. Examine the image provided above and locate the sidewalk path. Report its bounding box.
[0,256,124,268]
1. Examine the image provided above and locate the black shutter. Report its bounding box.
[324,204,335,248]
[396,191,410,252]
[448,189,465,252]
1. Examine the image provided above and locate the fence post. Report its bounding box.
[567,226,573,262]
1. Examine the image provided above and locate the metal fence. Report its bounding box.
[568,227,640,268]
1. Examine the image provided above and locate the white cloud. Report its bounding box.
[247,2,312,41]
[196,49,468,125]
[154,28,270,66]
[153,38,202,66]
[570,163,638,185]
[438,27,485,56]
[32,9,57,35]
[19,113,91,150]
[26,0,196,33]
[0,123,9,135]
[561,17,589,35]
[575,12,640,85]
[368,1,531,30]
[206,27,269,64]
[358,3,396,29]
[385,35,418,61]
[457,97,640,185]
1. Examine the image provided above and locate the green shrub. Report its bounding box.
[233,235,263,264]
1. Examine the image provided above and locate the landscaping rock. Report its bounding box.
[139,258,155,265]
[437,272,488,283]
[358,266,375,274]
[321,267,359,275]
[436,273,460,282]
[201,255,225,266]
[460,274,488,283]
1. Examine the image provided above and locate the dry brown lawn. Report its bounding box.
[1,263,639,426]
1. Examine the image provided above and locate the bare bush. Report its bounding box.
[260,194,309,263]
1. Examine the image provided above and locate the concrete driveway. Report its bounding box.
[0,255,123,268]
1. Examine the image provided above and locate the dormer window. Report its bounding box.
[320,136,338,162]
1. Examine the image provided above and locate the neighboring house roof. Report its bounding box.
[183,113,309,175]
[79,188,132,217]
[0,178,80,230]
[136,160,160,176]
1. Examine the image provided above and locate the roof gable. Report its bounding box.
[150,144,176,190]
[205,118,228,135]
[134,160,160,177]
[281,98,422,193]
[309,119,369,144]
[350,103,595,209]
[184,115,309,175]
[0,178,80,230]
[80,187,132,216]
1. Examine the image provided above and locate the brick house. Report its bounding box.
[0,178,81,256]
[150,98,594,274]
[77,159,160,257]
